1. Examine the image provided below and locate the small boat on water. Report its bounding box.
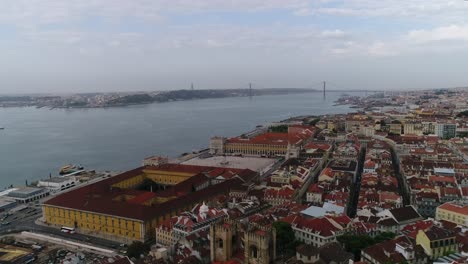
[0,127,4,130]
[60,164,84,175]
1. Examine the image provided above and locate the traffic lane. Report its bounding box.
[1,208,41,227]
[2,208,121,250]
[2,219,121,250]
[1,224,121,250]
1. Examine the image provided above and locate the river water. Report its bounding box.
[0,92,362,188]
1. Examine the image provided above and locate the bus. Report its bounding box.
[61,226,75,234]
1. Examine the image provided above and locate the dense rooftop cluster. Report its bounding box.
[35,88,468,264]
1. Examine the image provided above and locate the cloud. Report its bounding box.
[302,0,468,24]
[362,24,468,57]
[406,25,468,44]
[108,40,121,47]
[0,0,310,27]
[320,30,349,39]
[367,42,398,57]
[293,8,314,16]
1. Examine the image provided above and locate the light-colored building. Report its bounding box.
[142,156,168,167]
[287,215,351,248]
[155,203,227,246]
[421,121,437,135]
[270,165,311,186]
[213,126,315,158]
[173,203,227,241]
[209,137,226,155]
[359,125,375,137]
[389,121,402,135]
[416,226,457,259]
[37,177,76,193]
[306,184,323,204]
[436,122,457,139]
[435,201,468,227]
[404,121,424,136]
[7,187,49,204]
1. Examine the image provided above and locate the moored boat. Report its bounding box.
[59,164,84,175]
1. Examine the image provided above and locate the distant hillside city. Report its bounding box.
[0,88,317,108]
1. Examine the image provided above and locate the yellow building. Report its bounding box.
[389,121,402,135]
[436,201,468,227]
[222,126,314,157]
[403,120,423,136]
[416,226,457,259]
[224,133,289,156]
[43,164,254,243]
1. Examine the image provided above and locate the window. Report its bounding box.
[250,245,258,258]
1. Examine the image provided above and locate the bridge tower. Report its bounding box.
[323,81,326,97]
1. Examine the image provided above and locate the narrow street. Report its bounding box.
[390,147,411,205]
[346,146,366,217]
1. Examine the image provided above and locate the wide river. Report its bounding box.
[0,92,362,188]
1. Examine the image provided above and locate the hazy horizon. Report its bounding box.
[2,1,468,94]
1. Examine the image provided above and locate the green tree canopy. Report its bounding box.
[272,221,298,259]
[309,118,321,126]
[127,241,150,259]
[457,110,468,118]
[269,125,289,133]
[338,232,395,260]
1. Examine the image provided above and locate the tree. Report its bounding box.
[309,118,321,126]
[127,241,150,259]
[269,125,289,133]
[272,221,298,259]
[338,232,395,260]
[374,232,396,243]
[457,110,468,118]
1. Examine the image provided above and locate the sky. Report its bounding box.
[1,0,468,94]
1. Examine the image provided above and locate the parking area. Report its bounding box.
[1,205,41,228]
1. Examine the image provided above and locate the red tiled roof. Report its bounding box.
[428,175,456,184]
[379,192,401,203]
[127,192,157,205]
[439,187,461,198]
[44,166,243,221]
[328,215,352,226]
[264,186,295,200]
[362,236,411,264]
[304,142,331,151]
[227,126,314,147]
[415,191,439,201]
[307,183,323,193]
[227,132,290,145]
[364,160,376,168]
[439,202,468,216]
[401,220,434,239]
[289,216,344,237]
